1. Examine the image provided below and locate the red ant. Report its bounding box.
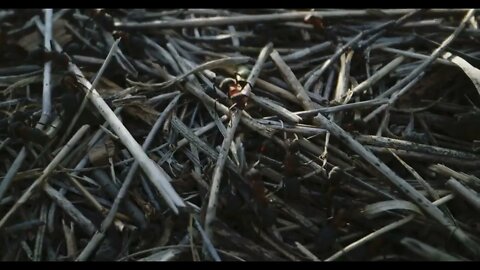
[28,47,71,70]
[85,9,115,32]
[61,72,87,92]
[219,69,251,111]
[8,111,49,145]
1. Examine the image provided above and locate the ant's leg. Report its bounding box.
[242,81,253,92]
[228,103,237,111]
[209,77,217,95]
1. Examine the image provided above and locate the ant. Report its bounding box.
[60,71,89,93]
[85,9,115,32]
[7,111,49,145]
[112,30,128,40]
[304,13,338,43]
[55,72,86,118]
[244,167,277,228]
[111,30,146,59]
[28,45,71,70]
[257,136,301,200]
[54,72,103,128]
[218,67,251,111]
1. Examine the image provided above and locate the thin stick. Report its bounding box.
[400,237,464,261]
[446,177,480,213]
[255,226,299,261]
[270,49,317,110]
[203,111,242,246]
[67,63,185,213]
[342,54,405,103]
[377,47,454,66]
[151,63,274,138]
[66,174,105,214]
[0,10,55,205]
[38,9,53,127]
[255,78,300,104]
[389,150,439,200]
[364,9,475,121]
[362,72,425,122]
[286,98,388,118]
[367,146,480,169]
[115,9,466,29]
[325,194,455,261]
[0,148,27,201]
[312,110,480,256]
[356,135,480,160]
[303,34,364,91]
[91,169,147,228]
[280,41,333,63]
[295,241,320,261]
[240,42,273,97]
[62,220,78,259]
[76,94,182,261]
[0,125,90,230]
[138,56,250,89]
[171,115,239,173]
[33,203,48,261]
[429,164,480,188]
[58,38,121,146]
[249,93,302,123]
[203,43,272,254]
[193,216,221,261]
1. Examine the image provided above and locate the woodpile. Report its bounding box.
[0,9,479,261]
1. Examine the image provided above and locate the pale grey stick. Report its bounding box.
[0,148,27,201]
[68,63,185,213]
[377,47,454,66]
[204,43,273,258]
[304,34,364,91]
[193,217,221,261]
[400,237,465,261]
[255,78,300,104]
[141,56,251,89]
[341,55,405,103]
[270,49,317,110]
[43,184,97,236]
[38,9,53,126]
[364,9,475,121]
[76,94,182,261]
[151,60,275,138]
[312,110,480,256]
[325,194,455,261]
[203,112,242,240]
[249,93,302,123]
[281,41,333,62]
[356,135,480,160]
[240,43,273,97]
[58,38,121,146]
[0,125,90,230]
[333,50,354,104]
[389,150,440,201]
[363,72,425,122]
[33,203,48,261]
[116,9,466,29]
[176,115,228,149]
[446,177,480,213]
[0,9,54,208]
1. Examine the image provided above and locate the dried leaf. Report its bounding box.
[124,103,160,125]
[443,52,480,96]
[361,200,424,219]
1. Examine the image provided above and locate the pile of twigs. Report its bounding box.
[1,8,480,261]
